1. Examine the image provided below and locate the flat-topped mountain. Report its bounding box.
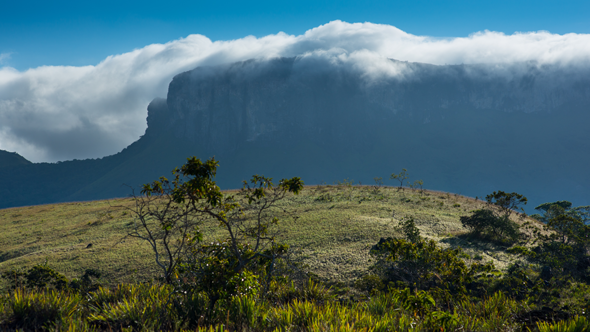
[1,58,589,209]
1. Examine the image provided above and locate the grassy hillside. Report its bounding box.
[0,185,541,290]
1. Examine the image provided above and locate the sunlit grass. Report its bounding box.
[0,185,543,290]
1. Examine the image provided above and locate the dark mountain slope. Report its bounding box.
[0,151,31,169]
[1,58,589,210]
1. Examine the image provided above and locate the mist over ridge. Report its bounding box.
[1,20,590,162]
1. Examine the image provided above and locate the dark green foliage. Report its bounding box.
[541,214,590,281]
[1,264,68,291]
[69,269,102,293]
[397,217,421,243]
[459,191,527,244]
[511,211,590,283]
[460,208,496,235]
[536,201,573,212]
[354,274,385,294]
[369,237,493,299]
[1,265,103,296]
[492,263,543,301]
[547,214,588,245]
[485,191,527,218]
[129,157,304,320]
[460,209,520,243]
[535,200,590,225]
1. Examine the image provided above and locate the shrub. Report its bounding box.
[354,274,385,294]
[88,283,180,330]
[397,217,421,243]
[537,315,590,332]
[511,213,590,282]
[460,209,520,244]
[127,157,304,320]
[6,289,83,330]
[1,264,68,291]
[369,237,494,299]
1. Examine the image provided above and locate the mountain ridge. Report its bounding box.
[1,57,589,210]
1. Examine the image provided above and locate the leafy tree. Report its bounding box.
[179,174,303,312]
[533,201,590,225]
[460,191,527,244]
[413,179,424,195]
[535,201,573,213]
[126,157,223,283]
[573,206,590,225]
[373,177,383,187]
[390,169,408,191]
[510,212,590,282]
[547,214,587,245]
[460,209,520,243]
[126,157,303,317]
[485,191,527,220]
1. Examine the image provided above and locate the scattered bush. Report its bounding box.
[460,208,520,243]
[1,264,68,291]
[396,216,421,243]
[459,190,527,244]
[369,237,494,299]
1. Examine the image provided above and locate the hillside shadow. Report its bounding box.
[0,247,38,264]
[440,233,510,255]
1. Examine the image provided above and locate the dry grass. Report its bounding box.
[0,185,544,289]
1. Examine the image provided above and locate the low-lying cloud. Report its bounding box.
[1,20,590,162]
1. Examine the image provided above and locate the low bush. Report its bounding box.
[460,209,521,244]
[368,237,494,301]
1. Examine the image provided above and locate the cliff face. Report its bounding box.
[157,58,590,156]
[2,58,590,210]
[144,58,590,210]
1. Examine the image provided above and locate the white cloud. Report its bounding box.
[1,20,590,162]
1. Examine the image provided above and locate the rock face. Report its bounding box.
[1,57,590,210]
[150,58,590,209]
[159,57,590,155]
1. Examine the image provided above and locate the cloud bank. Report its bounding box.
[1,20,590,162]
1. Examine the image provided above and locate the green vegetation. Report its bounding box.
[460,191,527,244]
[1,173,512,287]
[2,159,590,330]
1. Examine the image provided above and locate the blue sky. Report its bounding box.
[2,0,590,70]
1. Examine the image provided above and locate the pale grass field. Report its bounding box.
[0,185,543,290]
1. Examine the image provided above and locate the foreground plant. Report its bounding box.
[125,157,303,319]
